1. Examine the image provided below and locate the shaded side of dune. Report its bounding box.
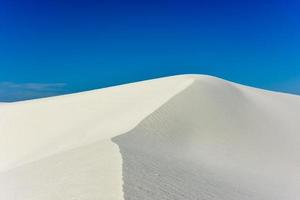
[112,79,280,200]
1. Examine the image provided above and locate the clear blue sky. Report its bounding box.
[0,0,299,101]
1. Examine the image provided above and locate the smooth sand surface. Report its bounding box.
[0,75,299,199]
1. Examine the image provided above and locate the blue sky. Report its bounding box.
[0,0,299,101]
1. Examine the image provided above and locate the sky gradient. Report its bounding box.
[0,0,300,101]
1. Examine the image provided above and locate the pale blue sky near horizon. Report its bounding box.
[0,0,300,102]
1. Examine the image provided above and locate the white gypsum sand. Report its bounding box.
[0,74,299,200]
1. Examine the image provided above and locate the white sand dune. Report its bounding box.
[0,74,299,199]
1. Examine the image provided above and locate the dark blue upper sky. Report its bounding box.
[0,0,299,101]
